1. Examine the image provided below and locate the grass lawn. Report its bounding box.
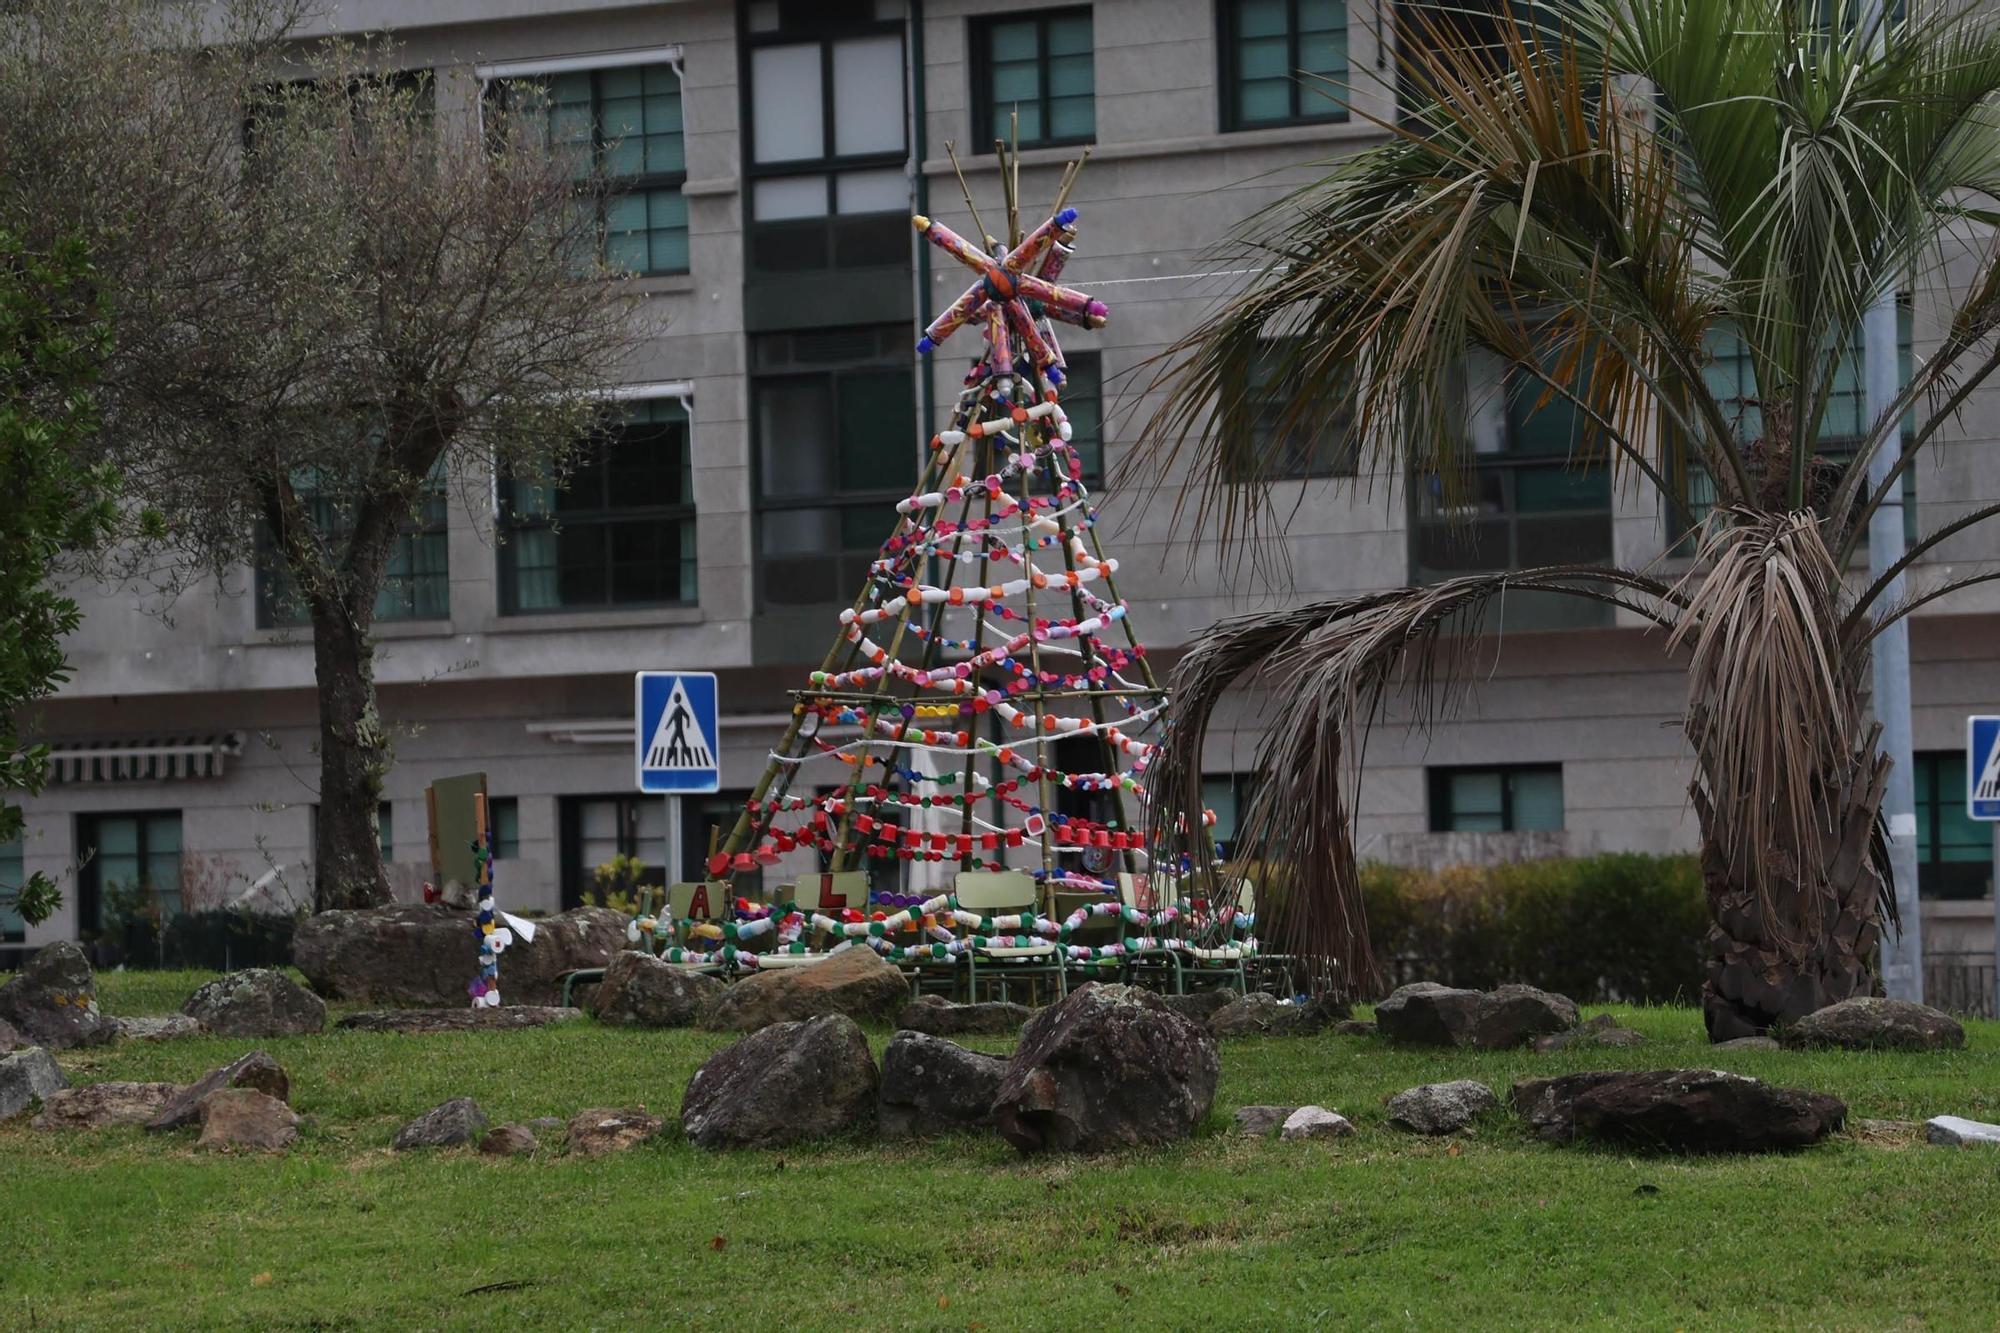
[6,975,2000,1330]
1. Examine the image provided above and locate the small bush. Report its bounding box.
[1246,853,1707,1003]
[88,909,298,972]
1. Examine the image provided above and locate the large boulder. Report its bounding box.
[0,1047,68,1121]
[681,1013,879,1150]
[146,1050,290,1132]
[31,1082,179,1130]
[592,950,724,1027]
[1782,997,1966,1052]
[1208,991,1348,1038]
[393,1097,489,1150]
[878,1030,1008,1138]
[111,1015,201,1042]
[1375,981,1577,1050]
[696,947,908,1033]
[196,1088,299,1152]
[1514,1068,1844,1152]
[336,1007,582,1033]
[1534,1013,1645,1053]
[990,982,1219,1154]
[293,903,625,1007]
[896,993,1032,1037]
[1387,1080,1499,1135]
[0,1017,22,1052]
[0,941,112,1051]
[182,968,326,1037]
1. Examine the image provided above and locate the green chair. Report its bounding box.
[1117,871,1188,994]
[1054,888,1123,989]
[958,870,1066,1004]
[1180,877,1253,997]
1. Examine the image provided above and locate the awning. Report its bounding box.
[46,733,244,784]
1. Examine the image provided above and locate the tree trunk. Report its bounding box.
[1692,737,1892,1041]
[310,597,391,911]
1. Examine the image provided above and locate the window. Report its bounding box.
[1221,0,1350,130]
[743,5,910,275]
[1395,0,1525,127]
[1203,773,1261,860]
[0,834,23,942]
[76,812,183,934]
[1668,309,1917,552]
[1914,751,1990,900]
[754,325,916,607]
[500,398,697,613]
[1412,347,1614,603]
[560,795,667,909]
[680,790,761,891]
[500,64,687,275]
[256,463,450,627]
[377,802,393,860]
[973,9,1095,148]
[1224,338,1358,481]
[489,797,520,860]
[1428,765,1563,831]
[1060,351,1105,486]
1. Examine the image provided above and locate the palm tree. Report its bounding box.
[1143,0,2000,1038]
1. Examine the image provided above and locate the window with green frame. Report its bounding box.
[1223,338,1359,481]
[489,797,520,860]
[1914,750,1991,899]
[500,398,697,613]
[1222,0,1350,130]
[255,461,450,627]
[0,833,24,942]
[1202,773,1261,859]
[1667,307,1917,553]
[1428,765,1563,831]
[1059,351,1105,486]
[76,811,183,934]
[502,63,688,275]
[974,8,1095,148]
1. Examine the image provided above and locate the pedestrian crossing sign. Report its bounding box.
[636,671,720,794]
[1968,716,2000,821]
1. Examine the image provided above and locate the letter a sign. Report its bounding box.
[1969,716,2000,821]
[635,671,719,794]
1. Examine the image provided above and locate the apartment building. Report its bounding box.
[9,0,1999,980]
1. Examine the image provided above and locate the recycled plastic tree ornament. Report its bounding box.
[467,791,537,1008]
[695,140,1224,967]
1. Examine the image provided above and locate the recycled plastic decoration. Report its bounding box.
[700,149,1228,951]
[467,791,538,1008]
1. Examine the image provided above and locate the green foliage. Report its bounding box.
[584,853,647,916]
[0,229,118,927]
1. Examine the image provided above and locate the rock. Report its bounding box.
[896,992,1032,1036]
[1233,1104,1297,1137]
[1207,992,1350,1038]
[527,1115,568,1139]
[1159,989,1236,1022]
[1375,981,1577,1050]
[696,947,909,1033]
[111,1015,202,1042]
[294,903,626,1007]
[31,1081,178,1130]
[195,1088,299,1152]
[182,968,326,1037]
[567,1106,664,1157]
[1851,1117,1922,1146]
[336,1006,584,1034]
[1334,1019,1377,1037]
[0,941,111,1051]
[1535,1014,1646,1052]
[0,1017,22,1051]
[1515,1069,1844,1152]
[681,1013,879,1150]
[145,1050,289,1132]
[591,950,725,1027]
[0,1047,68,1121]
[393,1097,489,1150]
[1387,1080,1499,1135]
[990,982,1219,1154]
[1713,1035,1781,1051]
[479,1123,538,1156]
[1783,997,1966,1052]
[1926,1115,2000,1147]
[878,1031,1008,1138]
[1280,1106,1355,1140]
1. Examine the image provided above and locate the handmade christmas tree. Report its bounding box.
[680,157,1223,972]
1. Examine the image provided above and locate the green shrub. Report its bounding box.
[1245,853,1707,1003]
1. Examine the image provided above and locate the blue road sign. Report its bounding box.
[636,671,719,794]
[1968,716,2000,821]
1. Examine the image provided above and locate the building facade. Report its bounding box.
[9,0,1999,986]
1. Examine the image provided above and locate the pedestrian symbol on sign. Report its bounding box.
[635,672,719,794]
[1967,716,2000,821]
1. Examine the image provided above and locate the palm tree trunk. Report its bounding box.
[1692,742,1892,1040]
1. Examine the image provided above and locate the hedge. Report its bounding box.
[1242,853,1709,1004]
[84,909,299,972]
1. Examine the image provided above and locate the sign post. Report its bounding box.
[1964,716,2000,1016]
[636,672,720,795]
